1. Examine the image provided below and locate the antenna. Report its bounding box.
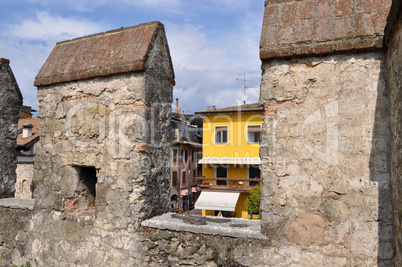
[236,72,251,105]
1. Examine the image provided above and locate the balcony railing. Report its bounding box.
[197,177,262,191]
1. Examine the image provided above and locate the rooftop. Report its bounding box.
[260,0,392,60]
[196,103,263,114]
[17,118,40,147]
[34,21,165,86]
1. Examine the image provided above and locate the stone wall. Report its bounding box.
[386,0,402,265]
[259,51,393,265]
[0,58,22,198]
[25,24,174,266]
[0,207,33,266]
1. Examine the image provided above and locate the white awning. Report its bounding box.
[198,157,261,165]
[195,191,240,211]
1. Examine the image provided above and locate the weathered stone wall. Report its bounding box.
[26,27,174,265]
[259,51,393,265]
[0,58,22,198]
[141,228,267,267]
[386,0,402,265]
[0,207,33,266]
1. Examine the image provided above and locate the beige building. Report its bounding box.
[15,118,40,199]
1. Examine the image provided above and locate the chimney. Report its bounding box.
[22,123,33,138]
[176,98,179,113]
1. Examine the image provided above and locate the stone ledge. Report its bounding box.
[0,198,34,210]
[141,212,265,240]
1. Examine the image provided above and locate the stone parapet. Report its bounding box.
[260,0,392,60]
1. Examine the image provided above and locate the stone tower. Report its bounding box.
[0,58,23,198]
[259,0,394,265]
[30,22,174,265]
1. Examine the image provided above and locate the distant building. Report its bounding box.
[19,105,37,119]
[15,118,40,199]
[169,99,202,211]
[195,103,263,219]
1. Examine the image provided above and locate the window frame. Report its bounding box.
[182,171,186,185]
[215,164,228,186]
[181,149,188,163]
[247,124,261,144]
[172,171,178,186]
[247,164,261,187]
[215,125,229,144]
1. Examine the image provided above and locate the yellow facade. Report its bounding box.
[202,112,262,158]
[198,108,263,219]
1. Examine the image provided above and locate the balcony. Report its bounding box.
[197,177,261,192]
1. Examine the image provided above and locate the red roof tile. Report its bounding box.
[17,118,40,146]
[34,21,164,86]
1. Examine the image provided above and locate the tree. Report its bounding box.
[246,183,261,219]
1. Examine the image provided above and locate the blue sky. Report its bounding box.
[0,0,265,114]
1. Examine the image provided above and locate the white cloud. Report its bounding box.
[165,4,263,114]
[7,11,104,41]
[1,12,107,113]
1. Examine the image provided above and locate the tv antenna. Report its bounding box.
[237,72,251,105]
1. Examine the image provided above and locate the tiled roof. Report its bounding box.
[260,0,392,60]
[34,21,165,86]
[17,118,40,147]
[196,103,263,114]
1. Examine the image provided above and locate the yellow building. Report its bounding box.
[194,103,263,219]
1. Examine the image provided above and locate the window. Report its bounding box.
[247,125,261,143]
[248,165,260,187]
[215,126,228,144]
[68,166,98,211]
[192,150,196,162]
[193,170,197,181]
[216,165,228,186]
[182,171,186,184]
[172,149,178,165]
[182,149,188,163]
[172,171,178,186]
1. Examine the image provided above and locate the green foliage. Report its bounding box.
[14,262,32,267]
[246,183,261,219]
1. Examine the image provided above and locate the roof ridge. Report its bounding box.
[56,21,162,45]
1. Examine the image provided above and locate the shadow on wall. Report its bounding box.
[371,58,394,266]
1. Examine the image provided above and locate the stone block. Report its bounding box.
[316,18,334,41]
[299,1,315,20]
[316,0,333,19]
[285,211,326,246]
[281,2,297,22]
[355,13,375,36]
[335,0,353,16]
[335,16,354,39]
[354,0,373,14]
[278,21,295,45]
[263,4,279,25]
[296,20,314,42]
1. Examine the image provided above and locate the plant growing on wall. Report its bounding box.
[246,183,261,219]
